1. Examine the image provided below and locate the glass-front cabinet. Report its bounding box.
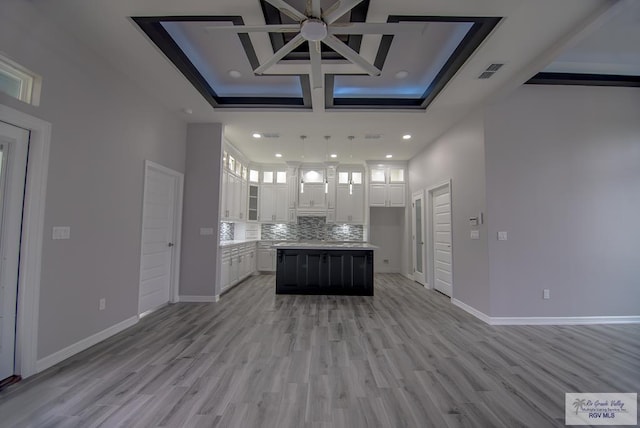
[368,163,406,207]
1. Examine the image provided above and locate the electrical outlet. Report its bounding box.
[543,289,550,300]
[383,259,389,264]
[99,298,106,310]
[497,231,508,241]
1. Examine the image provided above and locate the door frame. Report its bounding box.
[138,160,184,316]
[0,104,51,378]
[427,179,453,297]
[411,190,427,286]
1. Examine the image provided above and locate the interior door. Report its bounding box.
[0,122,28,381]
[412,191,426,285]
[432,184,452,296]
[139,163,180,315]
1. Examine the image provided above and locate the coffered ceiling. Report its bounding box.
[33,0,635,163]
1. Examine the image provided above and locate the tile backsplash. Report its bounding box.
[220,222,234,241]
[261,217,363,241]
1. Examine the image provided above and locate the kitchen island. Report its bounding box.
[273,242,377,296]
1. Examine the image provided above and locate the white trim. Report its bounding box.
[490,316,640,326]
[452,298,492,324]
[138,160,184,316]
[426,179,452,297]
[179,295,220,303]
[35,316,138,373]
[411,189,427,286]
[451,299,640,326]
[1,104,50,378]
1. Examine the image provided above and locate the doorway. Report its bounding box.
[138,161,183,316]
[412,191,426,286]
[429,181,452,297]
[0,121,28,382]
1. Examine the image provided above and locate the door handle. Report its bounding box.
[168,242,174,247]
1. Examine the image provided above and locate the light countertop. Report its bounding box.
[219,239,259,248]
[271,242,378,250]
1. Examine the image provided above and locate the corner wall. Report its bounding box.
[408,112,490,314]
[0,1,186,359]
[485,85,640,317]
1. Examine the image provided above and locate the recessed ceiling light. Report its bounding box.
[275,153,283,158]
[385,154,393,159]
[252,133,262,139]
[402,134,412,140]
[330,153,337,158]
[395,70,409,79]
[181,108,193,115]
[229,70,242,78]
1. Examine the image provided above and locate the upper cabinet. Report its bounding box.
[259,167,289,222]
[221,151,248,221]
[298,168,326,211]
[335,169,364,223]
[368,164,406,207]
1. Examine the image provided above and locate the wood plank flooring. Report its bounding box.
[1,274,638,427]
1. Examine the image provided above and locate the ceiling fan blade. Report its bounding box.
[310,0,322,18]
[205,24,300,33]
[309,40,322,89]
[322,35,381,76]
[254,33,305,75]
[322,0,364,24]
[328,22,429,35]
[264,0,307,22]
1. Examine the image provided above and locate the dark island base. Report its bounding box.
[276,249,374,296]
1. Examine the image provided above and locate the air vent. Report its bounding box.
[262,133,280,138]
[478,63,504,79]
[364,134,381,140]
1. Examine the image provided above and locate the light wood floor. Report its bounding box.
[1,274,638,427]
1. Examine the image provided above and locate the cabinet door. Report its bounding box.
[369,184,387,207]
[298,185,313,208]
[221,249,232,290]
[350,185,364,223]
[274,185,289,222]
[230,248,240,284]
[221,170,229,219]
[259,185,276,222]
[335,185,351,222]
[226,174,238,219]
[388,184,406,207]
[248,184,259,221]
[309,184,326,208]
[257,249,274,271]
[239,180,247,221]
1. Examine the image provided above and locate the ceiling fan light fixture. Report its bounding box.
[300,19,328,41]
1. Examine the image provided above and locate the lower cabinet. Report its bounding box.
[220,243,256,292]
[257,248,276,272]
[276,249,374,295]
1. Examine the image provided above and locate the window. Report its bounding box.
[0,54,40,105]
[370,168,386,183]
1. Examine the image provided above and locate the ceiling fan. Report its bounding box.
[206,0,425,89]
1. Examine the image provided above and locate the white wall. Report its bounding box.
[408,113,490,313]
[0,1,186,359]
[369,207,404,273]
[485,85,640,317]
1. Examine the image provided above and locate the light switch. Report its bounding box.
[200,227,214,236]
[497,231,508,241]
[470,230,480,240]
[52,226,71,240]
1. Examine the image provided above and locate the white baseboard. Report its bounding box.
[452,298,492,324]
[36,316,138,373]
[451,299,640,326]
[490,316,640,325]
[179,295,219,302]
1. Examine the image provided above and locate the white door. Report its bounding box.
[432,184,452,296]
[0,122,28,381]
[139,162,182,315]
[412,191,427,286]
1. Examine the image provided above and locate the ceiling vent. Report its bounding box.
[364,134,382,140]
[478,63,504,79]
[262,133,280,138]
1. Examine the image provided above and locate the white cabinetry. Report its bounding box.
[298,168,326,210]
[220,242,256,293]
[257,242,276,272]
[368,165,406,207]
[260,185,288,222]
[335,169,364,223]
[220,151,248,221]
